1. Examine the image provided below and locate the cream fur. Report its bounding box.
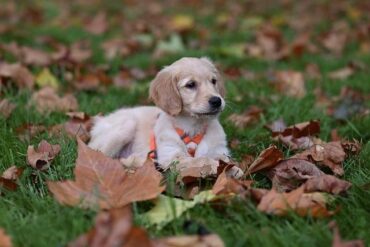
[88,57,242,178]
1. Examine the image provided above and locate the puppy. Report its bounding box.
[88,57,242,177]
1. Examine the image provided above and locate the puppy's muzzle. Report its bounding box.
[208,96,222,109]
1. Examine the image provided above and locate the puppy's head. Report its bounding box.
[150,57,225,117]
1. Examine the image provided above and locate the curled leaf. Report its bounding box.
[27,140,61,170]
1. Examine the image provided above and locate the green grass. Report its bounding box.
[1,1,370,246]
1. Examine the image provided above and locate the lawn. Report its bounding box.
[1,0,370,246]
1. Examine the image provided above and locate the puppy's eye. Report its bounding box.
[185,81,196,89]
[211,78,217,85]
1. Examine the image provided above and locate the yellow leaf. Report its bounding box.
[35,68,59,89]
[171,15,194,32]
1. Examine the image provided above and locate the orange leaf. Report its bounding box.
[47,139,165,209]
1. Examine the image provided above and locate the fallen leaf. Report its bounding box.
[69,41,92,64]
[0,228,12,247]
[177,165,214,184]
[329,221,364,247]
[265,119,321,150]
[266,159,324,192]
[30,87,79,113]
[303,175,351,195]
[247,146,283,174]
[35,68,59,89]
[270,70,306,98]
[212,169,253,196]
[27,140,61,170]
[141,191,215,228]
[293,142,346,176]
[0,99,16,119]
[84,12,107,35]
[1,166,23,180]
[16,124,47,142]
[21,46,51,66]
[62,112,95,142]
[155,234,224,247]
[47,140,165,209]
[257,186,333,218]
[170,14,194,33]
[0,62,34,89]
[341,140,361,156]
[329,66,354,80]
[227,105,263,128]
[68,206,145,247]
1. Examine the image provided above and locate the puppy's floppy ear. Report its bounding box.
[201,57,226,97]
[149,68,182,116]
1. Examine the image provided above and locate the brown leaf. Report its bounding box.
[155,234,225,247]
[330,221,364,247]
[73,74,101,91]
[212,169,253,196]
[329,66,354,80]
[68,206,147,247]
[177,165,214,185]
[227,105,263,128]
[0,228,12,247]
[257,186,333,218]
[247,146,283,174]
[266,119,321,150]
[293,142,346,176]
[47,139,165,209]
[27,140,61,170]
[84,12,107,35]
[266,159,324,192]
[341,140,361,156]
[63,112,95,142]
[30,87,79,113]
[1,166,23,180]
[0,62,34,89]
[16,124,47,142]
[303,175,351,195]
[69,41,92,64]
[270,71,306,98]
[0,99,16,119]
[21,46,51,66]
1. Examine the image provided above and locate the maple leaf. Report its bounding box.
[303,175,351,195]
[293,142,346,176]
[227,105,263,129]
[265,119,321,150]
[27,140,61,170]
[30,87,79,114]
[257,186,334,218]
[266,159,324,192]
[0,62,34,89]
[329,221,364,247]
[0,228,12,247]
[270,70,306,98]
[0,99,16,119]
[247,145,283,174]
[47,139,165,209]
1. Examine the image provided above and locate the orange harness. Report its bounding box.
[149,127,206,160]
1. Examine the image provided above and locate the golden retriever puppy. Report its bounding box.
[88,57,242,177]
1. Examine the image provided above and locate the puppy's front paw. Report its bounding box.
[226,166,244,179]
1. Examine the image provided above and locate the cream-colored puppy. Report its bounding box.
[88,57,242,177]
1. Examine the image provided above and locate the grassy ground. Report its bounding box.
[1,1,370,246]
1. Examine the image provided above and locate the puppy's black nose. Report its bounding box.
[208,96,222,108]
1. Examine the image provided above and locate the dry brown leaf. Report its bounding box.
[69,41,92,64]
[0,99,16,119]
[155,234,225,247]
[63,112,95,142]
[74,74,101,91]
[330,221,364,247]
[47,139,165,209]
[227,105,263,128]
[0,62,34,89]
[30,87,79,113]
[0,228,12,247]
[247,146,283,174]
[1,166,23,180]
[84,12,107,35]
[303,175,351,195]
[21,46,51,66]
[270,70,306,98]
[329,66,354,80]
[177,165,214,184]
[27,140,61,170]
[266,159,324,192]
[16,124,47,142]
[257,186,333,218]
[341,140,361,156]
[212,169,253,196]
[266,119,321,150]
[293,142,346,176]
